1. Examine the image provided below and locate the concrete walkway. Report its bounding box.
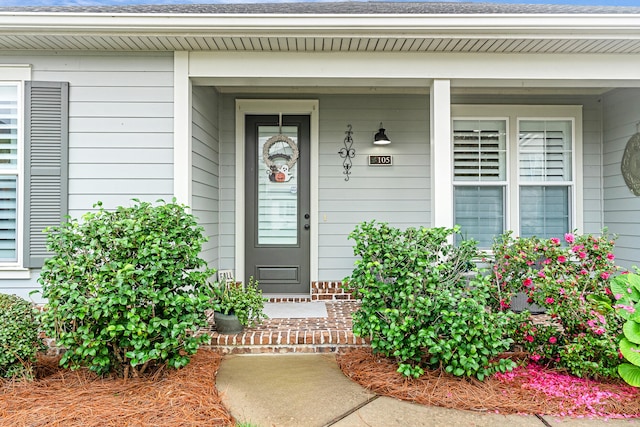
[215,354,640,427]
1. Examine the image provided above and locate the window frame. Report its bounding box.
[452,104,583,245]
[0,65,30,275]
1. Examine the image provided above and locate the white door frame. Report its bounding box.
[235,99,319,287]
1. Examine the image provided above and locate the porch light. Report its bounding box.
[373,123,391,145]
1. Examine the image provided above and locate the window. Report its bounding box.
[452,105,581,248]
[452,119,507,247]
[0,84,19,263]
[518,120,573,238]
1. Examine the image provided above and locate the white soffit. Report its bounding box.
[0,13,640,53]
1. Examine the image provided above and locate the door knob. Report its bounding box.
[304,213,310,219]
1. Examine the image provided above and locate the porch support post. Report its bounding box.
[173,51,192,206]
[430,79,453,228]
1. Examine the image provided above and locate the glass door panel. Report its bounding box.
[257,125,299,246]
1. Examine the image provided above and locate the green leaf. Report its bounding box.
[624,320,640,345]
[619,363,640,387]
[620,337,640,366]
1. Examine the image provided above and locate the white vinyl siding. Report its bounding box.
[602,88,640,268]
[0,52,176,218]
[192,86,220,268]
[0,84,19,262]
[453,105,581,245]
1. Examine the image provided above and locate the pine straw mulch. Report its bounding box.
[336,347,640,419]
[0,349,234,427]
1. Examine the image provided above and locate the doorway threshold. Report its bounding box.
[264,293,312,302]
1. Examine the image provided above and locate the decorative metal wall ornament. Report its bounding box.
[338,124,356,181]
[263,134,299,182]
[621,126,640,196]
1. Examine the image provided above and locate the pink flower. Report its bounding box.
[607,253,615,261]
[600,272,610,280]
[578,251,587,259]
[614,304,636,314]
[550,238,560,245]
[593,244,599,250]
[557,255,566,263]
[537,271,546,278]
[572,244,584,253]
[579,269,588,275]
[526,260,534,266]
[549,336,557,344]
[542,258,551,265]
[531,354,541,362]
[559,288,565,295]
[615,293,623,300]
[594,328,605,335]
[525,335,534,343]
[545,297,555,304]
[564,233,575,243]
[523,277,533,287]
[499,299,510,310]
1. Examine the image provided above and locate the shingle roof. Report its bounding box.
[1,2,640,15]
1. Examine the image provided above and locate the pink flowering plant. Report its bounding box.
[490,230,623,379]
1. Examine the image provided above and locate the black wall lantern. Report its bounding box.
[373,122,391,145]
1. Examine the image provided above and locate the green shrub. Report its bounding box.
[0,293,45,379]
[346,221,519,380]
[490,231,622,379]
[37,199,216,378]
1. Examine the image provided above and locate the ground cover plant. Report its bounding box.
[37,199,216,378]
[490,231,623,379]
[345,221,520,380]
[0,293,45,379]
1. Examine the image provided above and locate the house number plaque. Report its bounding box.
[368,155,393,166]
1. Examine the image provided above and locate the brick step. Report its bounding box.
[203,301,367,354]
[311,281,356,301]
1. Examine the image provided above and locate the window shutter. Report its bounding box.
[453,128,504,181]
[519,121,572,181]
[23,81,69,268]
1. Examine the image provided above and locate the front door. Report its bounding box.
[245,115,310,294]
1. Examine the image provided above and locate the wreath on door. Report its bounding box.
[263,135,299,183]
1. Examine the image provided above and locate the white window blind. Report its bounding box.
[519,120,572,182]
[520,186,569,238]
[0,85,18,262]
[453,120,506,181]
[0,176,17,261]
[454,186,504,248]
[0,85,18,169]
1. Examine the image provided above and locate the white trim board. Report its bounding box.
[235,99,319,286]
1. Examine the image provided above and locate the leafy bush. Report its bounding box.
[0,293,45,379]
[490,231,622,379]
[611,272,640,386]
[346,221,519,380]
[213,276,267,327]
[38,200,216,378]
